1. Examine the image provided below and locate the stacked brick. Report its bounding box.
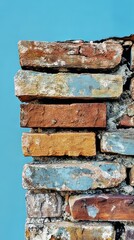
[14,35,134,240]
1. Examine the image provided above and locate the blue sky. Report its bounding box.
[0,0,134,239]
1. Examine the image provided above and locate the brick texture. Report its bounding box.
[14,70,123,101]
[119,115,134,127]
[68,194,134,221]
[101,130,134,155]
[18,40,123,70]
[25,221,115,240]
[14,36,134,238]
[26,191,62,218]
[22,162,126,191]
[20,103,106,128]
[22,132,96,157]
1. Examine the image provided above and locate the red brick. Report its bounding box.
[69,194,134,221]
[119,115,134,127]
[18,40,123,70]
[20,103,106,128]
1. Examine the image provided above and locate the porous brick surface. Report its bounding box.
[101,130,134,155]
[25,221,115,240]
[22,162,126,191]
[68,194,134,221]
[119,115,134,127]
[18,40,123,70]
[22,132,96,157]
[20,103,106,128]
[14,70,123,101]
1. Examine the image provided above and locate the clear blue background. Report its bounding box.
[0,0,134,239]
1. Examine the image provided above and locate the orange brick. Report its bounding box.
[22,132,96,157]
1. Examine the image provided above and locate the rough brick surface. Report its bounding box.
[130,166,134,186]
[22,162,126,191]
[119,115,134,127]
[26,191,62,218]
[68,194,134,221]
[18,40,123,70]
[14,70,123,101]
[20,103,106,128]
[101,130,134,155]
[22,132,96,157]
[25,221,115,240]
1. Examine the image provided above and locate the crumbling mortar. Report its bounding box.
[23,36,134,239]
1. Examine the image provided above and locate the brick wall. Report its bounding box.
[14,35,134,240]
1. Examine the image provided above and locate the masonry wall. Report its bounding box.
[14,35,134,240]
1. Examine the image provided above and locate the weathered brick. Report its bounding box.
[22,132,96,157]
[25,221,115,240]
[130,44,134,70]
[26,191,62,218]
[20,103,106,128]
[101,130,134,155]
[130,78,134,100]
[119,115,134,127]
[22,162,126,191]
[68,194,134,221]
[18,40,122,70]
[15,70,123,101]
[130,166,134,186]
